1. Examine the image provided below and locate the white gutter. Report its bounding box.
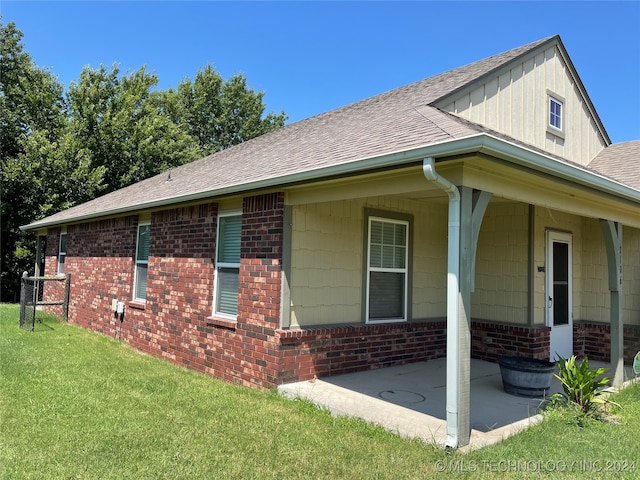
[422,157,462,448]
[22,133,639,231]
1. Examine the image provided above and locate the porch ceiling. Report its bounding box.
[435,156,640,228]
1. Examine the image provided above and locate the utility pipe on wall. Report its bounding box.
[422,157,463,448]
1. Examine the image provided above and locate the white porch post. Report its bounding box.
[456,187,473,448]
[423,159,492,448]
[599,220,624,387]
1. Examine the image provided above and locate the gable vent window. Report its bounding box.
[547,93,565,138]
[549,97,562,129]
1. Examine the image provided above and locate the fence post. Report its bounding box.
[63,273,71,321]
[19,272,27,327]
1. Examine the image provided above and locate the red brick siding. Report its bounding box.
[123,205,217,373]
[234,193,285,387]
[65,217,138,333]
[574,321,640,364]
[41,196,289,389]
[46,191,637,389]
[277,321,447,383]
[471,321,551,361]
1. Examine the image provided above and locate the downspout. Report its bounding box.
[422,157,461,448]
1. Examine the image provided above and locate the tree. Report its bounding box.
[0,21,70,301]
[65,64,202,192]
[159,65,287,156]
[1,22,288,301]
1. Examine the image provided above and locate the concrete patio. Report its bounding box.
[278,358,636,451]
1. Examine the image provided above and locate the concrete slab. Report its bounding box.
[278,358,636,451]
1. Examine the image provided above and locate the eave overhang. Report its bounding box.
[21,133,639,231]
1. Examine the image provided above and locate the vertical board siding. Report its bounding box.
[439,46,607,165]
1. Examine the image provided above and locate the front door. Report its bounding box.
[547,231,573,360]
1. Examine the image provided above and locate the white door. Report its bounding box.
[547,231,573,361]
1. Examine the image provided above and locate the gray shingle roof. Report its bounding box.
[25,35,603,230]
[588,141,640,190]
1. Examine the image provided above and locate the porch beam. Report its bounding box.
[599,219,624,387]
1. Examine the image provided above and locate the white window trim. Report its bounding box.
[547,91,565,138]
[212,211,242,320]
[133,221,150,303]
[365,215,409,324]
[57,230,67,275]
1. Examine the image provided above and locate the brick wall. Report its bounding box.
[235,192,285,387]
[65,217,138,333]
[574,321,640,364]
[277,321,447,383]
[471,321,551,361]
[124,204,217,374]
[42,196,289,389]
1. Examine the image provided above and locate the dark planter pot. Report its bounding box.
[498,356,555,397]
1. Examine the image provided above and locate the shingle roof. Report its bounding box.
[23,35,590,230]
[588,141,640,190]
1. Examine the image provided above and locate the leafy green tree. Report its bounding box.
[159,65,287,156]
[1,21,288,301]
[1,21,70,300]
[65,64,201,191]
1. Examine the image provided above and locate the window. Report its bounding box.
[549,97,562,130]
[546,91,566,139]
[57,232,67,274]
[134,222,150,302]
[365,213,411,323]
[214,214,242,318]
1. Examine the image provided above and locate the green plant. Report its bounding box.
[553,355,620,416]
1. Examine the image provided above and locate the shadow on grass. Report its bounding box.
[14,308,65,333]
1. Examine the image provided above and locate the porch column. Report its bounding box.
[456,187,492,446]
[599,220,624,387]
[423,158,491,448]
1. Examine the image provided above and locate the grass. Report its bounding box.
[1,303,639,479]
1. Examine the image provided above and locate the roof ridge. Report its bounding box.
[278,35,560,130]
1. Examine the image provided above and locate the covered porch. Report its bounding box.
[280,138,640,449]
[279,358,637,451]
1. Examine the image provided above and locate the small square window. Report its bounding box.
[549,97,563,131]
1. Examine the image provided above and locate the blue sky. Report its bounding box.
[2,1,639,143]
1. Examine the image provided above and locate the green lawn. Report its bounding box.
[1,304,638,479]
